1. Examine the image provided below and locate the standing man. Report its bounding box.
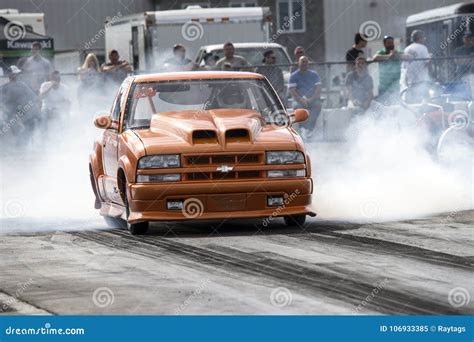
[216,42,250,70]
[256,50,286,102]
[345,33,367,72]
[39,71,71,130]
[21,41,52,93]
[345,57,374,112]
[291,46,306,72]
[454,31,474,99]
[0,66,38,140]
[101,50,133,86]
[288,56,322,137]
[294,46,305,61]
[400,30,431,101]
[454,31,474,78]
[373,35,408,101]
[164,44,196,71]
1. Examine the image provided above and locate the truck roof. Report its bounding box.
[133,71,264,83]
[108,6,270,26]
[198,42,285,51]
[153,7,270,24]
[406,2,474,26]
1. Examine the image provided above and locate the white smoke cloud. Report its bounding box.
[311,109,473,222]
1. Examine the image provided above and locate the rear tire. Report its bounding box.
[284,214,306,227]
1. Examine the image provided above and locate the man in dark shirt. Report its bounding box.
[256,50,285,101]
[346,33,367,72]
[345,57,374,111]
[101,49,133,86]
[0,66,38,137]
[454,31,474,78]
[164,44,196,71]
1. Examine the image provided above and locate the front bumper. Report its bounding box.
[127,178,314,223]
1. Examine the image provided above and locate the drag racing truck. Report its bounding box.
[89,71,315,235]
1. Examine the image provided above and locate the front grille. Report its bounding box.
[183,153,263,181]
[238,171,260,178]
[187,172,210,181]
[187,156,210,165]
[185,153,262,165]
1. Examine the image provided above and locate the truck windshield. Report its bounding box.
[126,78,285,129]
[205,48,291,67]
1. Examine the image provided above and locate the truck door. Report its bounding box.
[103,84,126,203]
[131,25,146,71]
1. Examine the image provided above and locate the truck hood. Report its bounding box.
[132,109,297,155]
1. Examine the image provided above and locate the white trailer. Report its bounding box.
[0,9,46,35]
[104,5,272,72]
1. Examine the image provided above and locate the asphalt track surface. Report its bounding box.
[0,210,472,315]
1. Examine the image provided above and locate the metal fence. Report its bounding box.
[0,56,471,109]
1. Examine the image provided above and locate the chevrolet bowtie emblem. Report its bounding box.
[216,165,234,173]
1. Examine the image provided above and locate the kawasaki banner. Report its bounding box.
[0,38,54,58]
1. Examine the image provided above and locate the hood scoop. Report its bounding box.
[225,129,250,143]
[192,130,218,144]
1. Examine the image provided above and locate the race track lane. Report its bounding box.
[0,211,472,315]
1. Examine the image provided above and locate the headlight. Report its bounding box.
[266,151,305,164]
[137,174,181,182]
[138,155,180,169]
[267,170,306,178]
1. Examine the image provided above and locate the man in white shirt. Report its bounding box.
[22,41,52,93]
[39,71,70,125]
[216,42,251,71]
[400,30,431,100]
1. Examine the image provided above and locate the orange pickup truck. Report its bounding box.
[89,71,315,235]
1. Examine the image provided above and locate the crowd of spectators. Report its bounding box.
[1,29,472,143]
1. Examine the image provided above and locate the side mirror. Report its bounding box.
[94,115,117,130]
[293,108,309,123]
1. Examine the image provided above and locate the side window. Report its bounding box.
[110,81,130,128]
[111,92,122,122]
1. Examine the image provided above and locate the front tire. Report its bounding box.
[284,214,306,227]
[127,221,149,235]
[124,193,148,235]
